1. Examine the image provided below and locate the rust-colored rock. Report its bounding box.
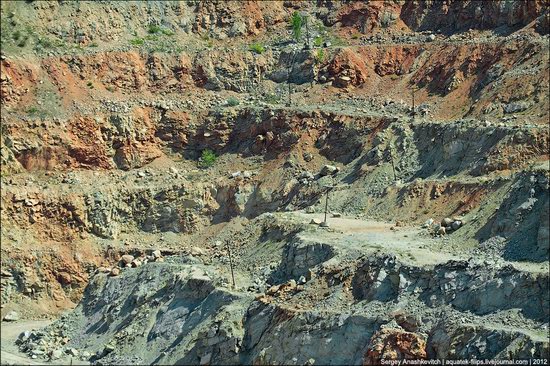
[363,328,427,364]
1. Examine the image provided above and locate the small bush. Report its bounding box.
[106,85,115,92]
[198,149,217,168]
[161,28,175,36]
[27,106,38,115]
[351,33,361,39]
[248,42,265,54]
[315,49,325,64]
[89,42,98,48]
[87,81,94,89]
[265,93,280,104]
[291,11,302,41]
[148,25,161,34]
[226,97,240,107]
[12,30,21,41]
[129,38,144,46]
[313,35,323,47]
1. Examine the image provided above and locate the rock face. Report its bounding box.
[352,254,548,321]
[364,328,427,364]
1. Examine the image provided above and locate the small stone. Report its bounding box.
[298,275,306,285]
[437,226,446,235]
[131,259,142,267]
[109,268,120,277]
[152,250,162,259]
[67,348,79,357]
[331,212,342,218]
[310,218,322,225]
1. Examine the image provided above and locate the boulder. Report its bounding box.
[190,247,206,256]
[3,311,19,321]
[441,217,453,227]
[320,165,339,176]
[121,254,134,265]
[50,349,63,360]
[451,221,462,231]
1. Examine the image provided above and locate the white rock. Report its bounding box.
[3,311,19,322]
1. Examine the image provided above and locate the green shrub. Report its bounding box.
[265,93,280,104]
[291,12,302,41]
[161,28,175,36]
[226,97,240,107]
[248,42,265,54]
[87,81,94,89]
[89,42,98,48]
[27,106,38,115]
[313,35,323,47]
[129,38,144,46]
[315,49,325,64]
[148,24,161,34]
[198,149,217,168]
[106,85,115,92]
[12,30,21,41]
[351,33,361,39]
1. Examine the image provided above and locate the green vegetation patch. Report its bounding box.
[198,149,217,168]
[248,42,265,54]
[226,97,240,107]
